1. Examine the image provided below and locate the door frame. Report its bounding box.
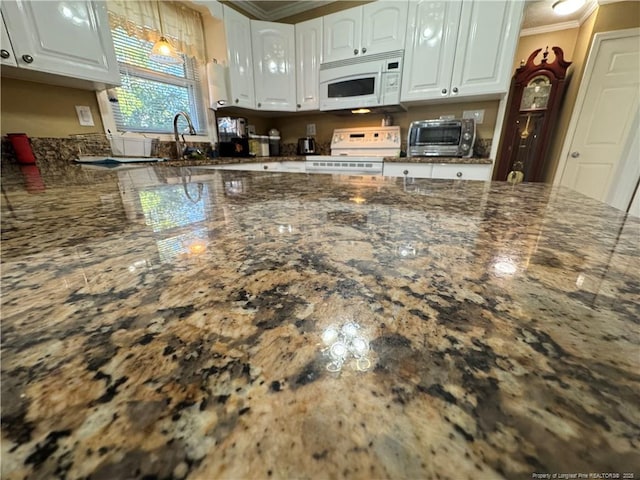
[553,27,640,186]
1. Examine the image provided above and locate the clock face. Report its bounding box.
[520,75,552,111]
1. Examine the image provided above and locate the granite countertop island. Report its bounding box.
[1,163,639,480]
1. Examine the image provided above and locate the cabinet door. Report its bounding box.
[383,162,433,178]
[400,1,462,102]
[1,1,119,84]
[251,20,296,111]
[295,18,322,111]
[0,11,16,67]
[322,7,361,63]
[450,0,524,98]
[224,5,255,109]
[361,1,408,56]
[431,164,492,181]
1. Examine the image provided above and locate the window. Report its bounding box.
[106,1,207,135]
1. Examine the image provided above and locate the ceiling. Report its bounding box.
[226,0,600,30]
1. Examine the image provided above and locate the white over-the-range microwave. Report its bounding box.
[319,51,404,112]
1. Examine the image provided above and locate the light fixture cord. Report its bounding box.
[156,0,165,37]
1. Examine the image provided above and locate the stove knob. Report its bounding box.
[461,143,470,151]
[463,132,472,140]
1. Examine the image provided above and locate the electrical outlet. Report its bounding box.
[306,123,316,136]
[75,105,94,126]
[463,109,485,124]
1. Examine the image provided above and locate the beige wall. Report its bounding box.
[513,28,579,74]
[1,78,104,137]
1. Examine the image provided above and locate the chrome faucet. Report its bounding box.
[173,111,197,159]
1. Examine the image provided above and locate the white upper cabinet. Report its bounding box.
[295,18,322,111]
[401,0,524,102]
[0,0,119,86]
[361,1,408,56]
[322,7,361,63]
[224,5,255,109]
[451,0,523,97]
[323,1,408,63]
[401,1,462,101]
[251,20,296,111]
[0,11,17,67]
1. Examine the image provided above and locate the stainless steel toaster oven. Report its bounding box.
[408,119,475,157]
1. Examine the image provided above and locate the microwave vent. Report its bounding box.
[320,50,404,71]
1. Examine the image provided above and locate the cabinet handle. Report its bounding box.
[403,169,409,175]
[354,49,359,55]
[441,88,447,94]
[235,98,239,104]
[362,47,367,54]
[264,165,268,170]
[0,50,10,59]
[456,171,462,178]
[22,54,34,63]
[452,87,459,93]
[570,151,580,158]
[258,102,262,108]
[297,104,301,108]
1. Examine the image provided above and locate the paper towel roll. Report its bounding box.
[206,61,229,110]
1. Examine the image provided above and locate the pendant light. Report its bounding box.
[149,1,182,64]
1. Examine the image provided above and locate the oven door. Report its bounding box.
[319,62,383,111]
[410,123,462,147]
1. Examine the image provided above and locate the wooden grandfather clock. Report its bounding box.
[494,46,572,183]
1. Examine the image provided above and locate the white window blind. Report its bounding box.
[110,26,206,135]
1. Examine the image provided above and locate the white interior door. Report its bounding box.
[557,29,640,207]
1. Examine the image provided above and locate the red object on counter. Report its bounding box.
[20,165,46,193]
[7,133,37,164]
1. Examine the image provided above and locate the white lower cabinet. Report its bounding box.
[383,162,492,180]
[384,163,433,178]
[1,0,120,87]
[431,164,492,180]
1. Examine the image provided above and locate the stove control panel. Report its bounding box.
[331,126,401,156]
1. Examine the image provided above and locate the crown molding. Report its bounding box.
[229,1,335,22]
[264,1,334,21]
[520,20,581,37]
[580,0,599,23]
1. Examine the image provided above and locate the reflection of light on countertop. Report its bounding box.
[278,224,293,234]
[188,241,207,255]
[128,259,150,273]
[576,274,585,287]
[349,195,367,204]
[493,257,517,275]
[321,321,371,373]
[397,243,417,258]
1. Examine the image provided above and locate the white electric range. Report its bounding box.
[305,126,401,175]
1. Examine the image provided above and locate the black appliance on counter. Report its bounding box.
[217,116,250,157]
[218,137,250,157]
[297,137,317,155]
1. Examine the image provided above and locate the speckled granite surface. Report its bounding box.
[1,164,639,480]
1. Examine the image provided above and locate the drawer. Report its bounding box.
[383,163,433,178]
[431,164,491,181]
